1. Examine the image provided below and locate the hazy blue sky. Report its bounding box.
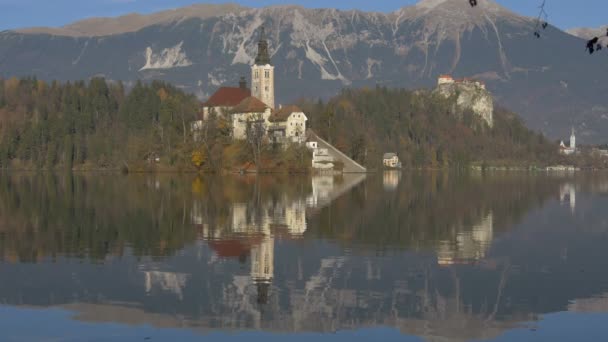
[0,0,605,31]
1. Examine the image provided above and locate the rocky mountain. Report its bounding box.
[1,0,607,142]
[436,78,494,127]
[15,3,247,37]
[567,25,608,40]
[567,25,608,48]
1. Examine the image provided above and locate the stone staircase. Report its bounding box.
[307,131,367,173]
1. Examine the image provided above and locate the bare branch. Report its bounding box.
[533,0,548,38]
[468,0,608,54]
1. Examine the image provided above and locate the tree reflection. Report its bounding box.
[1,173,608,341]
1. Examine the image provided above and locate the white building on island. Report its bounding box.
[230,96,272,140]
[268,105,308,144]
[383,153,402,169]
[560,128,577,155]
[197,26,307,145]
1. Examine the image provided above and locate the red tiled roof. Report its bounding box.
[232,96,269,113]
[269,105,303,122]
[204,87,251,107]
[207,236,263,258]
[208,240,251,258]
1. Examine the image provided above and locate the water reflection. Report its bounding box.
[560,183,576,212]
[436,212,493,266]
[383,171,401,191]
[308,174,367,208]
[0,173,608,341]
[145,271,189,301]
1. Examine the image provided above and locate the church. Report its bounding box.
[198,26,308,144]
[559,128,577,155]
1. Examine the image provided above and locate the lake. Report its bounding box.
[0,172,607,341]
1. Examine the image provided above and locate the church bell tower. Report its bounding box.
[251,26,275,109]
[251,235,274,305]
[570,128,576,149]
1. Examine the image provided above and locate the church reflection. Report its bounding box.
[436,212,494,266]
[560,183,576,212]
[191,174,366,304]
[193,202,282,304]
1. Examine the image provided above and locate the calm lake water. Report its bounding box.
[1,172,608,341]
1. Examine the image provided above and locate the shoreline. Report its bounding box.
[2,166,607,174]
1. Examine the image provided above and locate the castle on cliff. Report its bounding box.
[438,75,487,90]
[436,75,494,127]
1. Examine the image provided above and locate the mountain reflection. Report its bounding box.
[1,173,608,341]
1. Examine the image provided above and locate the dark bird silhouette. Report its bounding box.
[587,37,599,54]
[469,0,478,7]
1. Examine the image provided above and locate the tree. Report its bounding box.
[0,77,201,170]
[191,150,207,170]
[318,106,335,143]
[246,113,267,172]
[300,87,557,169]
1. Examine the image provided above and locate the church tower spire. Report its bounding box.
[255,26,272,66]
[570,127,576,149]
[251,25,275,109]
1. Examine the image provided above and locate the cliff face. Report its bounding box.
[437,81,494,127]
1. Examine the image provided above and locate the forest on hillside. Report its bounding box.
[0,77,576,171]
[0,77,201,170]
[0,77,311,171]
[299,87,563,169]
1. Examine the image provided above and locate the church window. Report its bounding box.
[255,71,259,79]
[265,70,270,78]
[265,86,269,91]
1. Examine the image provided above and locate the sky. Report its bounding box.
[0,0,605,31]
